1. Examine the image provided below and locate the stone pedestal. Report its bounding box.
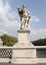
[17,30,33,46]
[11,30,37,64]
[18,30,30,44]
[13,30,33,47]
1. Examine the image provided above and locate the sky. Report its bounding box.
[0,0,46,41]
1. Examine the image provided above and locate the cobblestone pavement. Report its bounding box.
[0,63,46,65]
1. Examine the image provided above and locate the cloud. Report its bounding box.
[30,28,46,41]
[0,0,20,35]
[31,16,40,22]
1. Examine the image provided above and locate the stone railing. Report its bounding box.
[0,46,13,63]
[0,46,46,63]
[0,46,12,58]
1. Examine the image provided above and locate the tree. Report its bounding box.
[32,38,46,46]
[1,34,18,46]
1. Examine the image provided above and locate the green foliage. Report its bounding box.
[32,38,46,46]
[1,34,18,46]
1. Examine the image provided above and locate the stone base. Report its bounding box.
[11,58,37,64]
[11,30,35,64]
[11,46,36,64]
[11,58,46,64]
